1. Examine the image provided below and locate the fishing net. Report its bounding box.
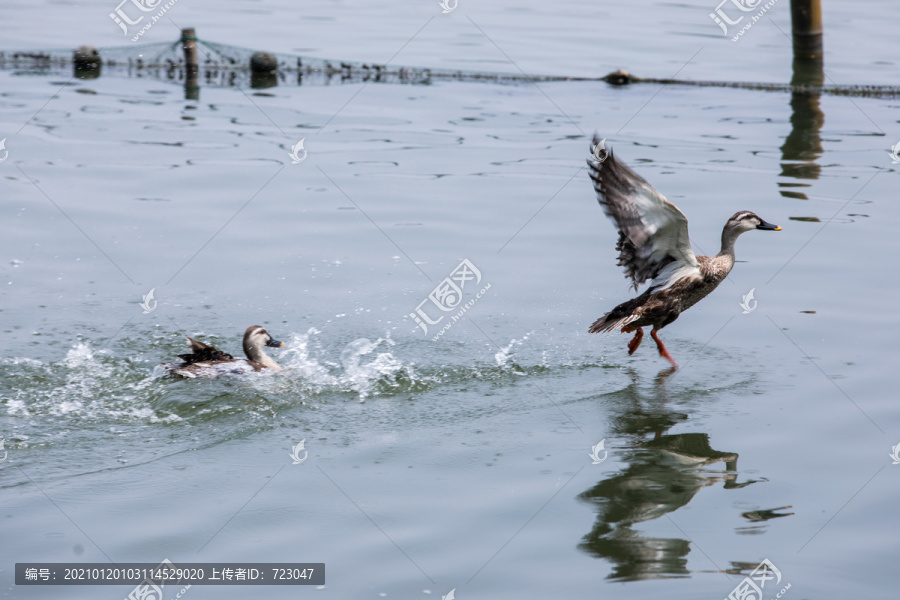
[2,36,900,96]
[0,37,539,89]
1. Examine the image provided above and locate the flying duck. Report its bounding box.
[586,135,781,367]
[164,325,285,378]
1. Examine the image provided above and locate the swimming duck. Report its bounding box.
[164,325,285,378]
[586,135,781,367]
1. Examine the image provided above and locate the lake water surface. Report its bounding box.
[2,1,899,598]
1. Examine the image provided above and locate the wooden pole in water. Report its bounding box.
[790,0,823,62]
[181,27,199,72]
[181,27,199,100]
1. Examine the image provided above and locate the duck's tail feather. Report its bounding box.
[588,313,640,334]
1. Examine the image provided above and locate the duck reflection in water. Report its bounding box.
[578,432,762,581]
[575,370,780,581]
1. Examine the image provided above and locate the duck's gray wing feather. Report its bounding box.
[587,134,700,292]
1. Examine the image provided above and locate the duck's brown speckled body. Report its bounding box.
[586,135,781,366]
[164,325,285,379]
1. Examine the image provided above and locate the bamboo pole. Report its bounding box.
[790,0,823,62]
[181,28,198,72]
[181,28,199,100]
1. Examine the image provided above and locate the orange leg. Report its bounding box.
[622,326,643,355]
[650,329,678,368]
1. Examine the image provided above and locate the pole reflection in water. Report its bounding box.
[779,58,825,199]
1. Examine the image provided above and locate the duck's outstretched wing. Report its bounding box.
[177,337,234,365]
[587,134,700,292]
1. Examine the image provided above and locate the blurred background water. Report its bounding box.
[1,0,899,598]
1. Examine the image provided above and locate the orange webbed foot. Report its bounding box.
[624,327,643,355]
[650,329,678,368]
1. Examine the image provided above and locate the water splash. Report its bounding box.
[280,329,415,401]
[494,332,534,370]
[62,342,108,372]
[278,328,336,387]
[1,342,162,423]
[338,336,408,401]
[1,328,625,430]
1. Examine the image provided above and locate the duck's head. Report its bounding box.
[242,325,284,363]
[726,211,782,235]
